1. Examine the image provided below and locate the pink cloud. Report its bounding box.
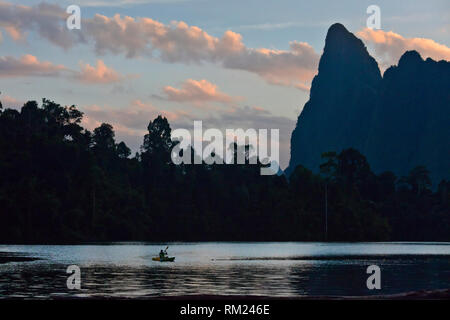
[0,94,24,109]
[3,26,24,41]
[294,82,311,92]
[162,79,238,104]
[0,2,319,90]
[357,28,450,69]
[76,60,122,84]
[0,52,131,86]
[222,41,319,89]
[0,2,75,48]
[0,54,67,77]
[83,15,319,89]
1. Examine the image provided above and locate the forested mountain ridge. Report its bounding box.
[0,98,448,243]
[286,23,450,186]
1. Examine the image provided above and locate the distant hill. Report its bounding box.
[286,23,450,185]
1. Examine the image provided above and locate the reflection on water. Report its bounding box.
[0,242,449,298]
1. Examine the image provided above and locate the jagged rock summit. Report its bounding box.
[286,23,450,185]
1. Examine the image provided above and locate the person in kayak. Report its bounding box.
[159,249,166,260]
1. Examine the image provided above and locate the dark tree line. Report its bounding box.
[0,99,448,243]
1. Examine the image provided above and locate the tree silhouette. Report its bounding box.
[0,99,447,243]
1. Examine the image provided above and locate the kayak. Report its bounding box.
[152,256,175,262]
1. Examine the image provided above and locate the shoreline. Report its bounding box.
[0,252,41,264]
[40,289,449,300]
[1,241,450,245]
[151,289,450,300]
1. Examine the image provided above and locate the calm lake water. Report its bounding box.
[0,242,449,298]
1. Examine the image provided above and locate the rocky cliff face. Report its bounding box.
[286,23,450,185]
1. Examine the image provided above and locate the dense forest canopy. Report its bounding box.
[0,99,448,243]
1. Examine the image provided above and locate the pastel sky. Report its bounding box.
[1,0,449,168]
